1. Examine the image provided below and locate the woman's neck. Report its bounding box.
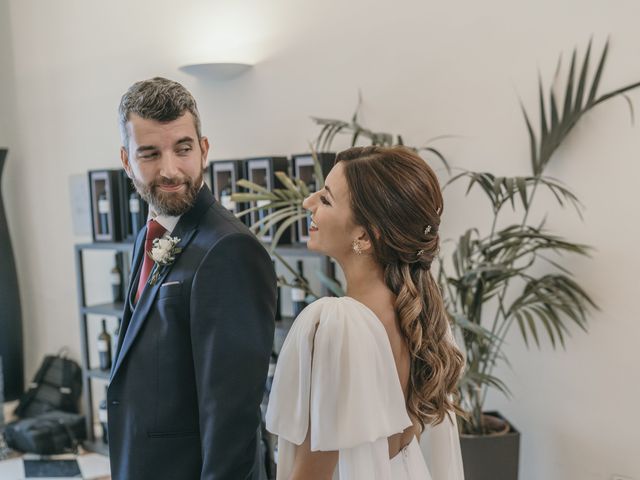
[338,254,395,310]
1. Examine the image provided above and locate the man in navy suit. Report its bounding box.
[107,77,276,480]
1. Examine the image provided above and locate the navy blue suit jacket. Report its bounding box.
[107,185,276,480]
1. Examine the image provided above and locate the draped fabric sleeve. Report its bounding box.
[266,297,413,480]
[421,411,465,480]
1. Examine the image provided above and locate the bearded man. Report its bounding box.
[107,77,276,480]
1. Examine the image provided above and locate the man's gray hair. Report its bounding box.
[118,77,202,150]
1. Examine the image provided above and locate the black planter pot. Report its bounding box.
[460,411,520,480]
[0,148,24,401]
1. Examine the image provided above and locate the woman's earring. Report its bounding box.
[352,240,363,255]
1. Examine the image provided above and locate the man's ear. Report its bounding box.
[199,136,210,169]
[120,147,133,178]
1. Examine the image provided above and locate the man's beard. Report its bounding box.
[131,169,204,216]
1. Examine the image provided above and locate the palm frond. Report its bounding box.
[522,38,640,177]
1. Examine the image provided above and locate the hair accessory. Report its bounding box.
[352,240,363,255]
[424,225,432,235]
[417,249,425,257]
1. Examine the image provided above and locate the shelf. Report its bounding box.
[75,241,134,252]
[82,302,125,318]
[87,368,110,381]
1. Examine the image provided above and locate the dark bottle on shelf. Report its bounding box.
[291,260,308,318]
[97,319,112,371]
[98,385,108,444]
[129,191,143,234]
[327,260,342,297]
[110,263,123,303]
[97,192,110,235]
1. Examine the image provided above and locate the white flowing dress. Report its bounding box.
[265,296,465,480]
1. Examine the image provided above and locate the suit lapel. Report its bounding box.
[110,186,215,381]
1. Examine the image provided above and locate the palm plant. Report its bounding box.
[230,40,640,437]
[230,96,449,297]
[442,38,640,434]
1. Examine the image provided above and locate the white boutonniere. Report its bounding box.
[148,236,182,286]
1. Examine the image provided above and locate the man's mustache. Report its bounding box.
[153,177,190,187]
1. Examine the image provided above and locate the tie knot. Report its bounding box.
[146,219,167,242]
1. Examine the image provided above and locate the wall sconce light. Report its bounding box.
[179,62,253,80]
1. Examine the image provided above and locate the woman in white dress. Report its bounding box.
[266,146,466,480]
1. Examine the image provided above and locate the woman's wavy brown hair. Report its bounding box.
[336,145,465,428]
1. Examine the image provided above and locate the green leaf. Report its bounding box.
[236,179,274,196]
[269,212,307,253]
[573,40,591,113]
[587,38,609,105]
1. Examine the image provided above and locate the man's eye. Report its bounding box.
[140,152,158,159]
[320,195,331,206]
[177,147,192,155]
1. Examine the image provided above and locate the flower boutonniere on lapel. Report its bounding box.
[148,236,182,286]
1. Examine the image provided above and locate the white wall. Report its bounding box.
[3,0,640,478]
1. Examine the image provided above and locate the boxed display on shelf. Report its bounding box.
[118,170,148,241]
[291,152,335,243]
[209,159,248,222]
[88,170,123,242]
[245,156,292,243]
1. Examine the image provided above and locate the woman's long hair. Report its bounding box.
[337,145,465,428]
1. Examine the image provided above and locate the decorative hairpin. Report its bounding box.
[424,225,432,235]
[417,249,425,257]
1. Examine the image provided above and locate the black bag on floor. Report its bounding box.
[3,411,86,455]
[14,349,82,418]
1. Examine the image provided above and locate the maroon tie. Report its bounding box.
[135,219,167,303]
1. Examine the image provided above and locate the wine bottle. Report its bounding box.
[98,319,112,371]
[129,191,142,235]
[110,263,123,303]
[98,192,110,234]
[291,260,308,317]
[327,261,342,297]
[98,386,108,444]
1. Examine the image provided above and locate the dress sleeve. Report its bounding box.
[266,297,413,452]
[421,411,465,480]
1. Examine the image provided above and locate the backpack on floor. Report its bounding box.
[14,348,83,418]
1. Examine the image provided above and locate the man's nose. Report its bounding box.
[159,152,180,178]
